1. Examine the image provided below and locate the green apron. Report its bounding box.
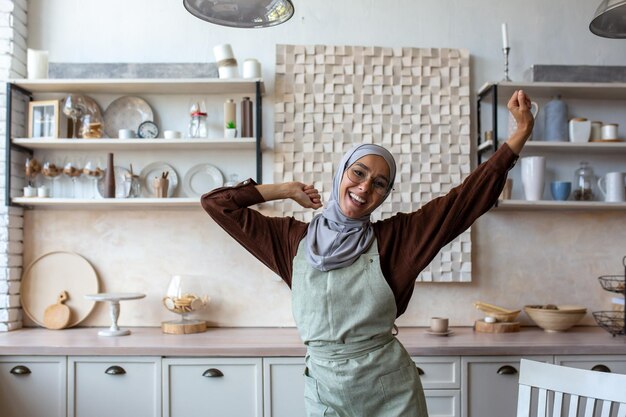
[292,239,429,417]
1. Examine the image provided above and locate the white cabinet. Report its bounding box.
[413,356,461,417]
[0,355,67,417]
[477,81,626,211]
[462,355,552,417]
[162,357,263,417]
[68,356,161,417]
[263,357,307,417]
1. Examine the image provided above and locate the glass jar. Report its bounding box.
[127,174,141,198]
[79,113,104,139]
[188,111,208,138]
[573,161,595,201]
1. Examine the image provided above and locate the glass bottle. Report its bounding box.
[573,161,595,201]
[188,111,208,138]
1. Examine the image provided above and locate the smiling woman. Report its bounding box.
[201,90,534,417]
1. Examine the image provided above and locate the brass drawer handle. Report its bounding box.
[415,366,425,376]
[497,365,518,375]
[10,365,31,375]
[591,364,611,373]
[202,368,224,378]
[105,365,126,375]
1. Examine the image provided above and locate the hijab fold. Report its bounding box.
[305,144,396,271]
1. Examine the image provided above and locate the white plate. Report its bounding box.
[183,164,224,197]
[140,162,178,197]
[103,96,153,138]
[97,166,130,198]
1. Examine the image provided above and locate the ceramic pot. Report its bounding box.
[521,156,546,201]
[569,118,591,143]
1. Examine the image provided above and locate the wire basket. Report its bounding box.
[598,276,626,294]
[592,311,626,336]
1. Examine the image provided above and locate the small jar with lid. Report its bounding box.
[573,161,596,201]
[188,112,208,138]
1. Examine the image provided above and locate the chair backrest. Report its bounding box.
[517,359,626,417]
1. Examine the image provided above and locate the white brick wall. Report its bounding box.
[0,0,27,331]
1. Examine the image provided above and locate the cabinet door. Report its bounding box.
[68,356,161,417]
[462,355,552,417]
[556,354,626,375]
[163,357,262,417]
[0,356,66,417]
[263,357,306,417]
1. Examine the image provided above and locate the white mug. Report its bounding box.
[598,172,626,202]
[243,59,262,79]
[601,124,618,140]
[118,128,135,139]
[521,156,546,201]
[508,101,539,139]
[27,49,48,79]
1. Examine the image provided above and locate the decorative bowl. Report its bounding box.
[524,305,587,332]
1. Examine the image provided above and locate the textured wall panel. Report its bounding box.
[274,45,472,282]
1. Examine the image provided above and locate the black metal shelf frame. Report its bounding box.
[476,83,498,165]
[4,80,264,207]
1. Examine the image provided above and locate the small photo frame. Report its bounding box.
[28,99,69,138]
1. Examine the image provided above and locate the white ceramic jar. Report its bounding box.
[569,118,591,143]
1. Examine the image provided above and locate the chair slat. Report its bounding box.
[617,403,626,417]
[552,391,564,416]
[568,394,580,417]
[537,388,547,417]
[599,400,612,417]
[583,398,596,417]
[516,385,532,417]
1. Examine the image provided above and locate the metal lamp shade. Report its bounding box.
[183,0,294,28]
[589,0,626,38]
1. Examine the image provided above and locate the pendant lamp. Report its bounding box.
[589,0,626,38]
[183,0,294,28]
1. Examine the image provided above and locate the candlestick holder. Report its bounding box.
[502,47,511,81]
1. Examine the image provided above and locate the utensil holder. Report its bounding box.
[152,178,169,198]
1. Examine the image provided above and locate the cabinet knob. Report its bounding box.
[591,364,611,373]
[10,365,31,375]
[415,366,425,376]
[496,365,518,375]
[105,365,126,375]
[202,368,224,378]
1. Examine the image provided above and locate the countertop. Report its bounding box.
[1,326,625,357]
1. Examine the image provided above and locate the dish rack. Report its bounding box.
[592,256,626,337]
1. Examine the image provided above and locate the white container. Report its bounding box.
[37,185,49,197]
[242,59,262,79]
[602,123,618,140]
[521,156,546,201]
[163,130,182,139]
[27,49,48,79]
[118,128,135,139]
[598,171,626,202]
[569,118,591,143]
[218,64,239,79]
[213,44,235,61]
[590,121,603,140]
[23,186,36,197]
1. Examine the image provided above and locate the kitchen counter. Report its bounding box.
[1,326,625,356]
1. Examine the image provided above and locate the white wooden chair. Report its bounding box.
[517,359,626,417]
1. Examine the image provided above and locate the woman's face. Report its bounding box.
[338,155,391,218]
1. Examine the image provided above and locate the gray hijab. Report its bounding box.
[305,144,396,271]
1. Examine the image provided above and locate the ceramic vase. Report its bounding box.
[521,156,546,201]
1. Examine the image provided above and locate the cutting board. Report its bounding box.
[43,291,71,330]
[474,319,520,333]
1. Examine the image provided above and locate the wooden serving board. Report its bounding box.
[162,319,207,334]
[474,319,520,333]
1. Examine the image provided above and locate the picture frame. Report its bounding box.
[28,99,69,138]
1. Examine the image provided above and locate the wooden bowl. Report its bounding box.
[524,305,587,332]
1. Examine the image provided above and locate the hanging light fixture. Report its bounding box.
[589,0,626,38]
[183,0,294,28]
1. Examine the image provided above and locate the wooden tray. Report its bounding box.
[21,252,100,328]
[474,319,520,333]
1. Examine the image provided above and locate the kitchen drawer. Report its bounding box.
[412,356,460,389]
[555,355,626,375]
[0,355,66,417]
[69,356,161,417]
[163,357,262,417]
[424,389,461,417]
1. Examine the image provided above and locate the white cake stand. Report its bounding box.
[85,292,145,336]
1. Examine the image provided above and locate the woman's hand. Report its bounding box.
[506,90,535,154]
[256,182,322,209]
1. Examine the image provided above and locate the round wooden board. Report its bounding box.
[162,319,207,334]
[474,319,521,333]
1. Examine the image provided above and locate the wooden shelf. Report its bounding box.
[12,197,203,210]
[478,81,626,100]
[12,137,257,151]
[522,141,626,153]
[10,78,265,95]
[494,200,626,211]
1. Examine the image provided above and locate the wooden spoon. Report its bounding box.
[43,291,71,330]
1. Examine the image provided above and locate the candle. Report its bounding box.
[27,48,48,79]
[501,23,509,49]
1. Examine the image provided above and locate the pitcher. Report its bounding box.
[598,172,626,202]
[509,101,539,140]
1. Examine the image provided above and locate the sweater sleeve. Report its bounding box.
[200,179,308,287]
[374,143,519,316]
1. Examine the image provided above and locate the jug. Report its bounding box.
[508,101,539,140]
[598,172,626,202]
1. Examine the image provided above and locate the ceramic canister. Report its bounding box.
[543,96,568,141]
[569,118,591,143]
[521,156,546,201]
